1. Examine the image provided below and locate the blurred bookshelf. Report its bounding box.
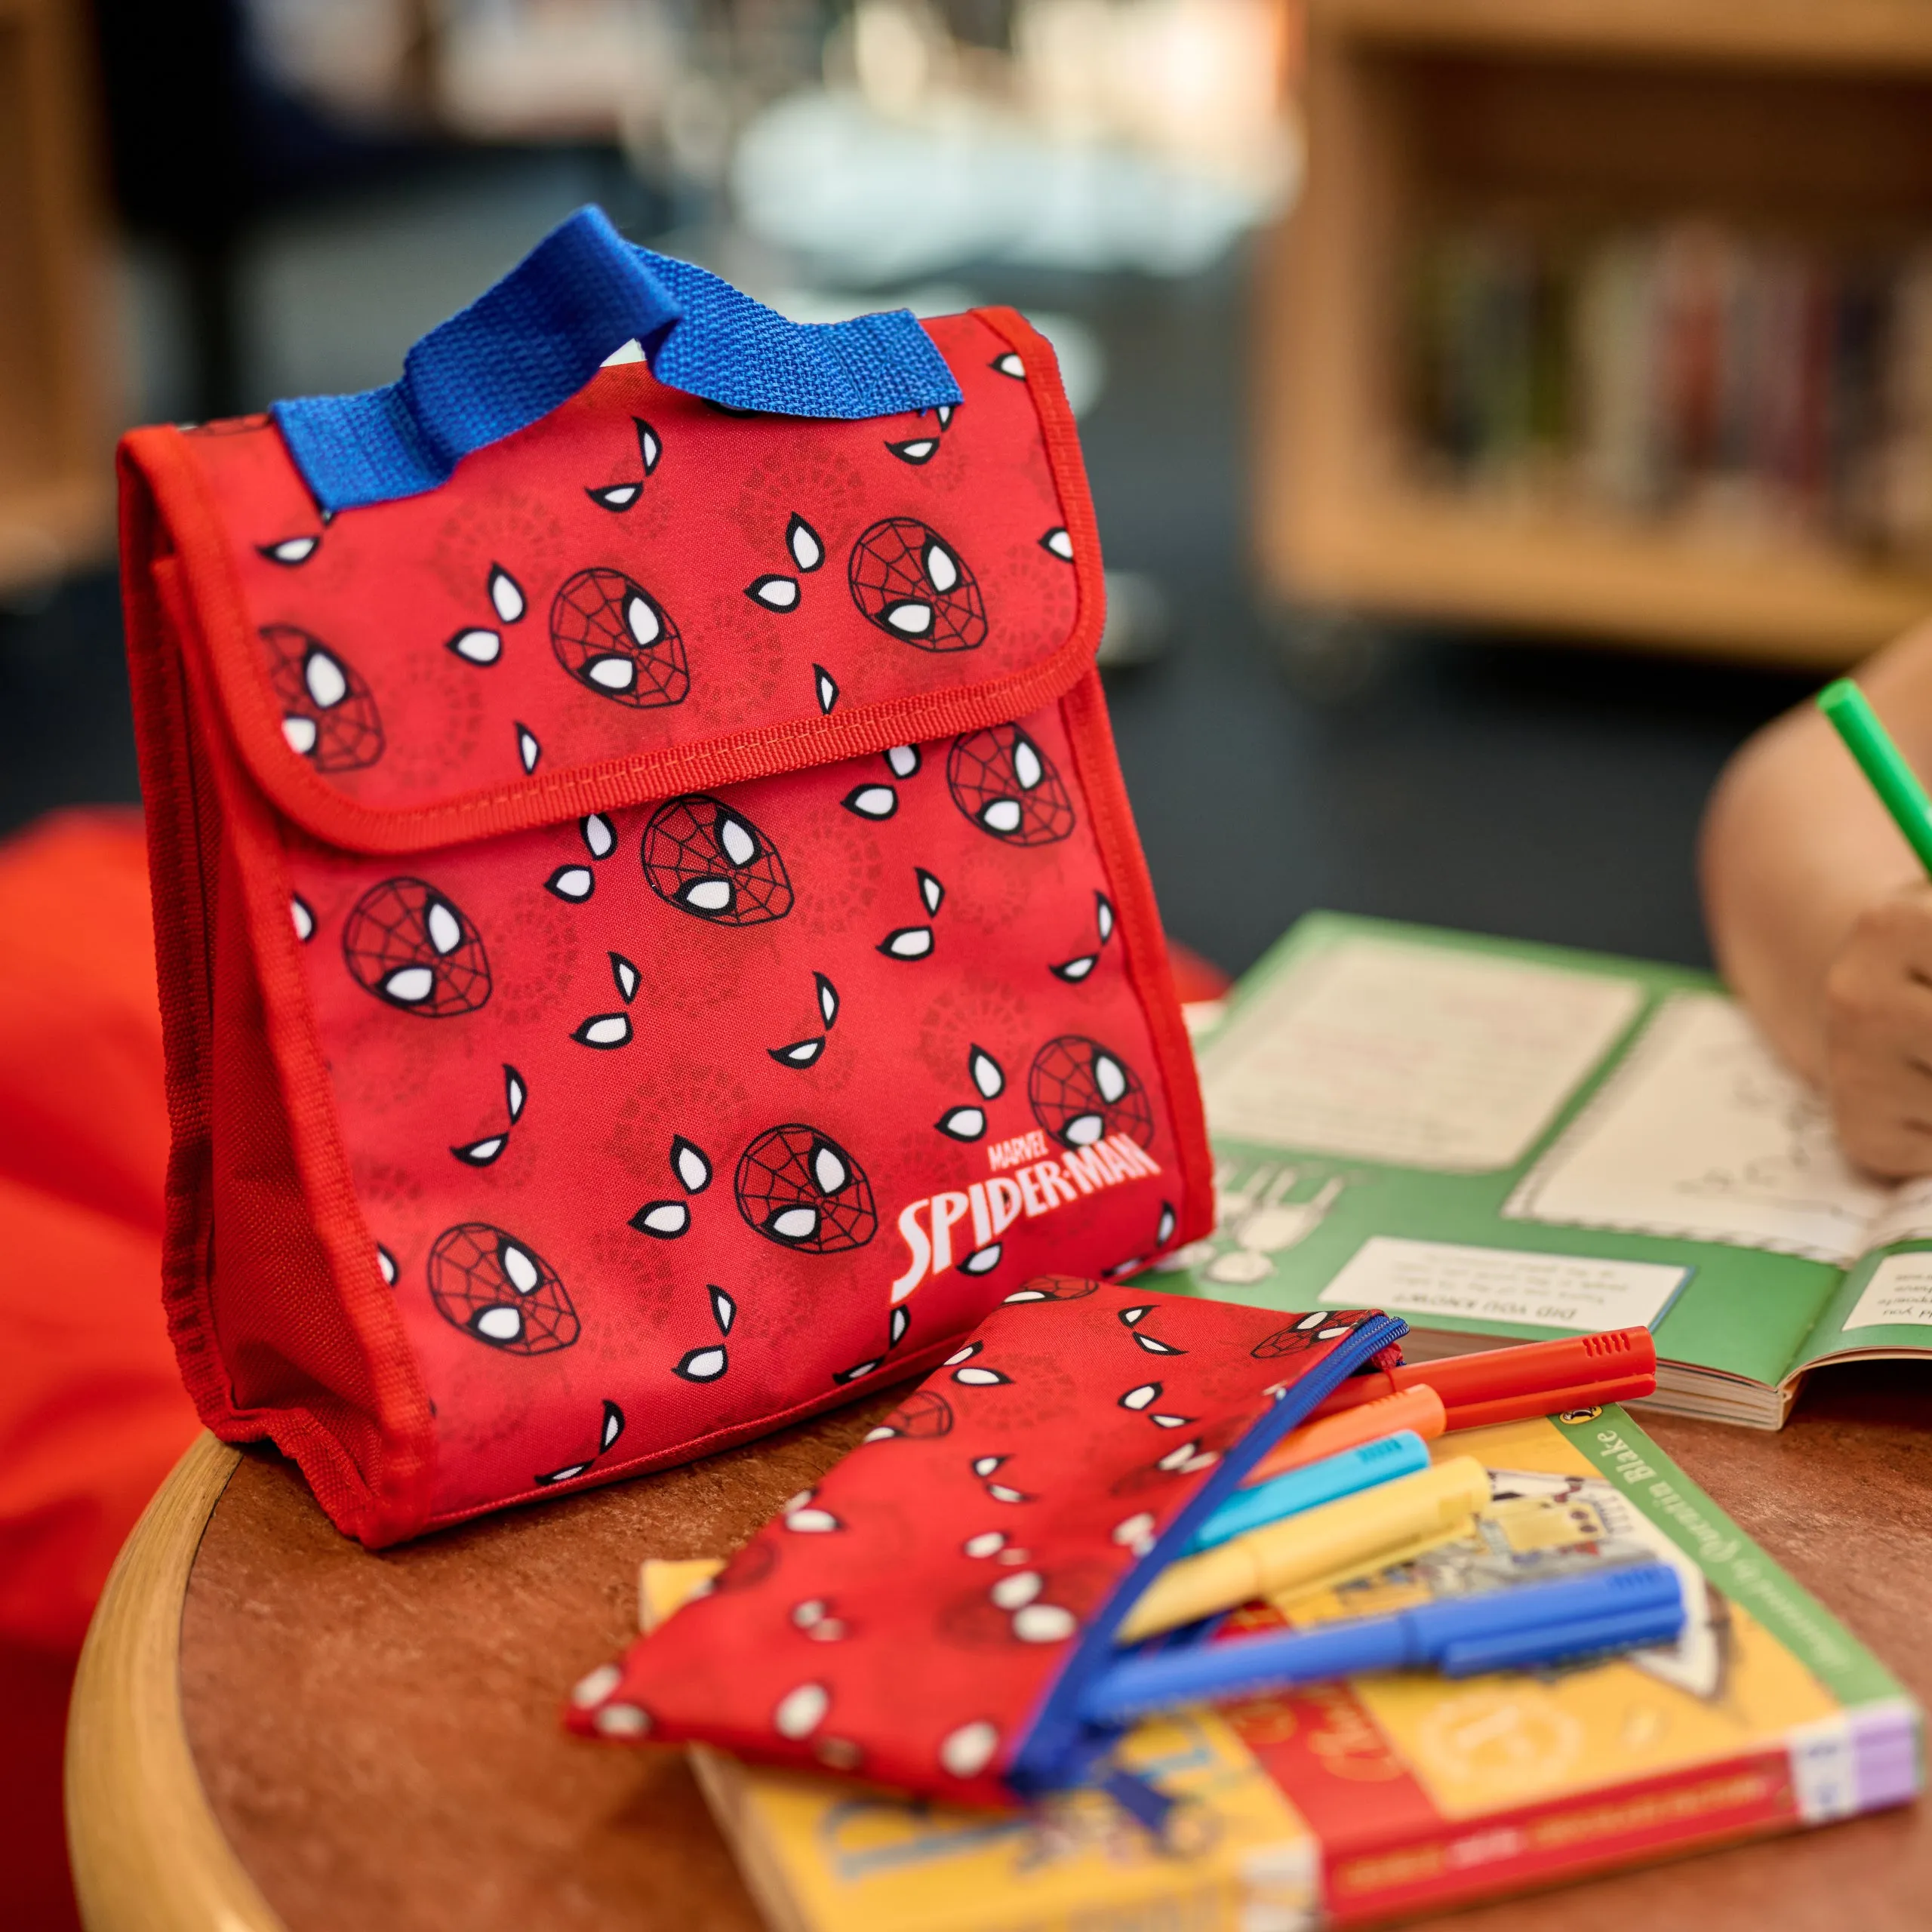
[1257,0,1932,666]
[0,0,112,599]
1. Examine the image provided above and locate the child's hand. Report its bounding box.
[1822,881,1932,1177]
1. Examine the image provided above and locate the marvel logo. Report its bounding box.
[985,1130,1051,1171]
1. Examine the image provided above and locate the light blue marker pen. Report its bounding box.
[1189,1431,1432,1553]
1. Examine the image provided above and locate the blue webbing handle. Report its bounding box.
[270,205,964,515]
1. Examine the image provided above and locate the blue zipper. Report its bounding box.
[1007,1312,1409,1807]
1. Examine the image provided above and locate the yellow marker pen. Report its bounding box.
[1264,1518,1476,1611]
[1117,1456,1491,1642]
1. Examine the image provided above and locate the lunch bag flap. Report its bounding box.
[119,210,1103,858]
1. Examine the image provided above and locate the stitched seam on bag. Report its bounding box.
[133,563,389,1530]
[980,303,1214,1250]
[125,321,1107,856]
[1053,669,1217,1255]
[156,582,393,1529]
[122,498,232,1433]
[214,706,442,1542]
[160,565,441,1544]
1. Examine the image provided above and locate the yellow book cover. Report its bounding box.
[690,1717,1315,1932]
[642,1560,1317,1932]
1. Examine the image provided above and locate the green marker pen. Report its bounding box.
[1817,678,1932,876]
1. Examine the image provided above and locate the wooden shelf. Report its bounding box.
[0,473,115,592]
[1255,0,1932,664]
[1311,0,1932,75]
[1280,486,1932,666]
[0,0,114,598]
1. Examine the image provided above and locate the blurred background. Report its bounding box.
[12,0,1932,980]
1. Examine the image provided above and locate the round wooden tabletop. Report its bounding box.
[66,1369,1932,1932]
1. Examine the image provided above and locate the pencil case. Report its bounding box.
[567,1283,1405,1813]
[117,207,1213,1547]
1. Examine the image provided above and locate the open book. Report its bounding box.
[1167,912,1932,1427]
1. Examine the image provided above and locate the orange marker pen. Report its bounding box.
[1248,1385,1447,1483]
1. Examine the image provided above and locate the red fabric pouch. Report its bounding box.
[117,208,1214,1546]
[568,1284,1404,1811]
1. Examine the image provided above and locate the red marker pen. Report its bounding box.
[1308,1327,1658,1432]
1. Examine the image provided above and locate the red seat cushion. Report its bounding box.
[0,811,198,1929]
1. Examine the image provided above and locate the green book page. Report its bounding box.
[1791,1238,1932,1375]
[1155,913,1866,1389]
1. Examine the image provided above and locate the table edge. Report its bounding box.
[65,1430,288,1932]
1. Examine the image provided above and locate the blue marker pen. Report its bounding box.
[1189,1431,1432,1553]
[1081,1564,1685,1726]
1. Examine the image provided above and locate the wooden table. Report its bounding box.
[66,1367,1932,1932]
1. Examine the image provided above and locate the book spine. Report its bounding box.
[1229,1659,1918,1927]
[1318,1743,1807,1924]
[1409,214,1932,564]
[1314,1703,1919,1927]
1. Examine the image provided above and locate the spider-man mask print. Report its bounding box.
[343,878,491,1016]
[427,1223,580,1353]
[947,725,1075,844]
[863,1389,955,1442]
[736,1126,877,1253]
[641,795,794,924]
[551,567,690,706]
[1028,1037,1154,1150]
[1250,1309,1380,1359]
[262,624,384,770]
[849,518,987,652]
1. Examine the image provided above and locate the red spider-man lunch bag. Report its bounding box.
[117,206,1213,1546]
